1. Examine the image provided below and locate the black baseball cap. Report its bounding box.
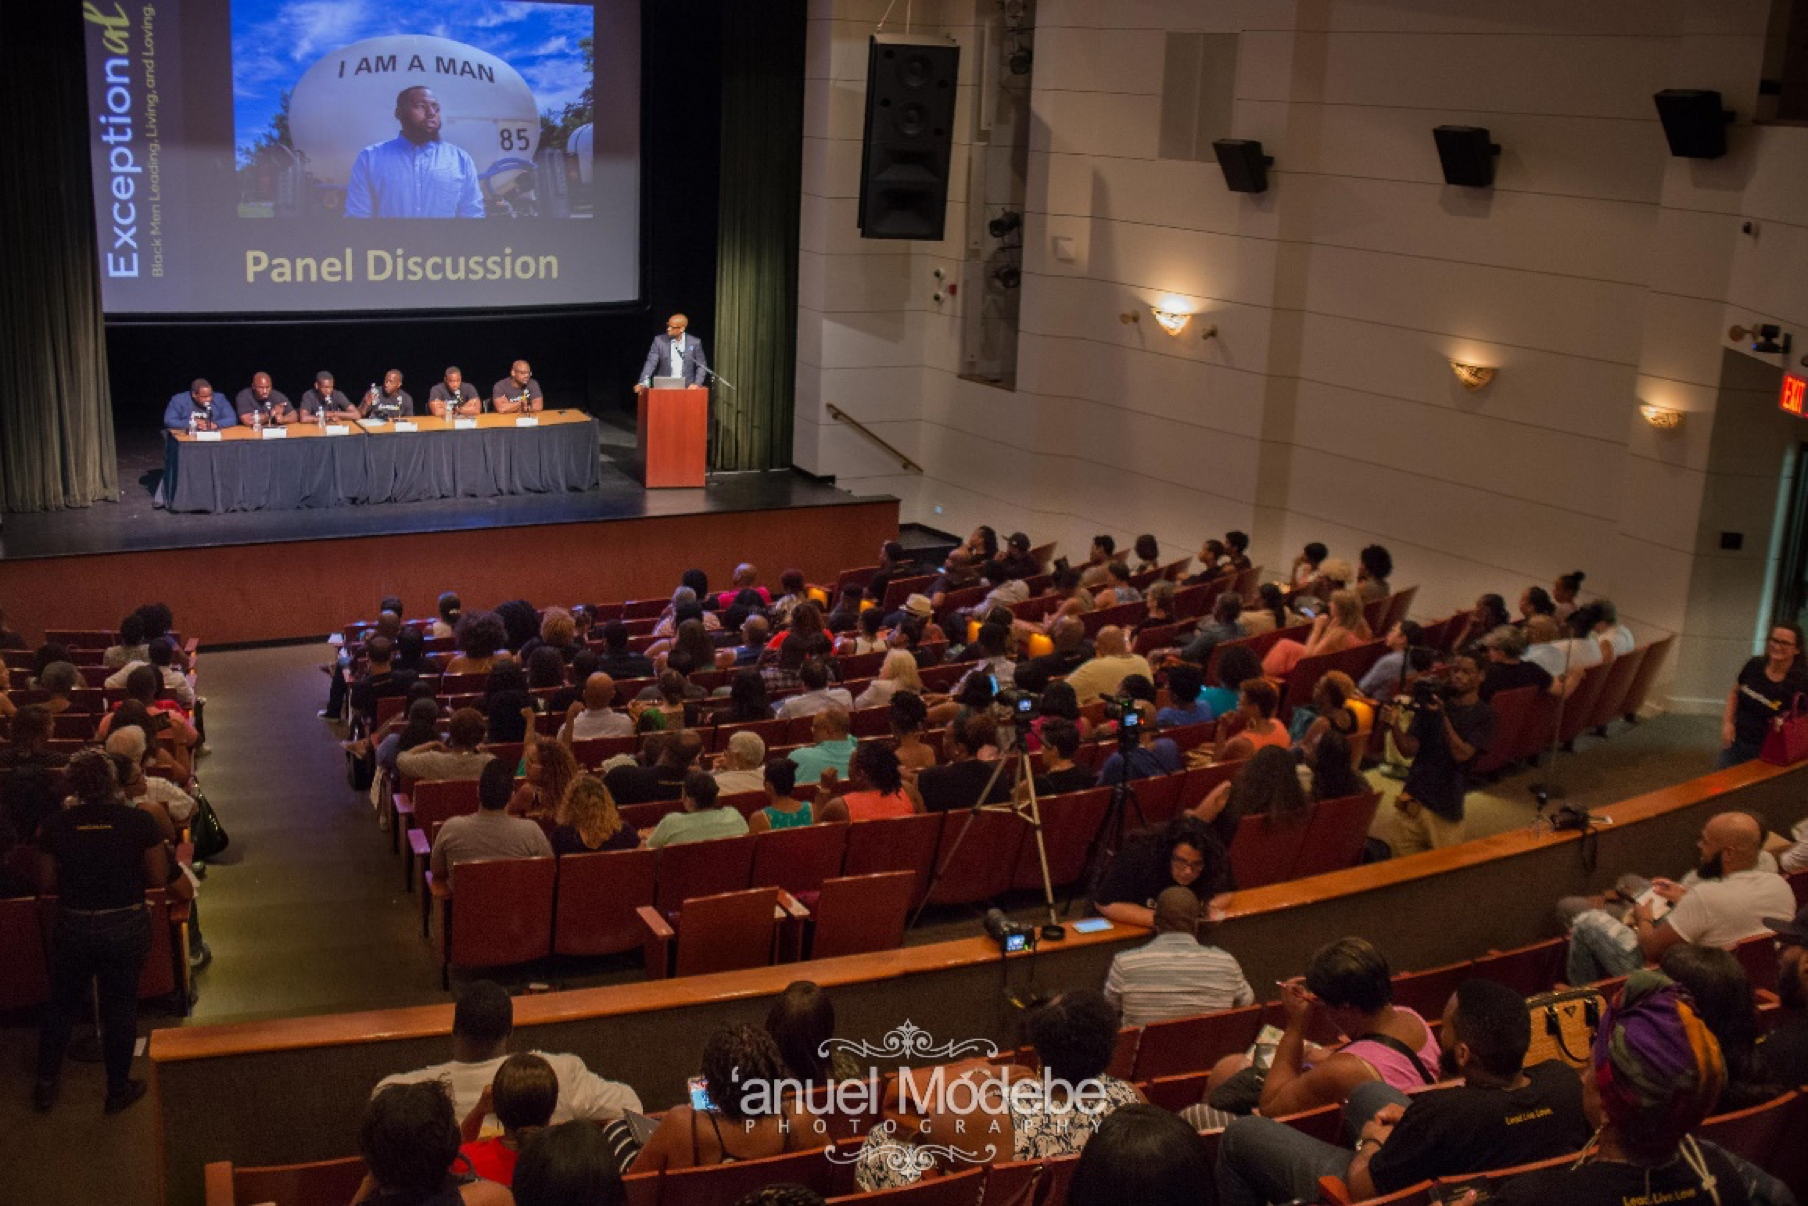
[1765,904,1808,947]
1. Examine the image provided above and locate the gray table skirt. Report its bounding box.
[161,419,602,513]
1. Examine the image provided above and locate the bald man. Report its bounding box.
[1563,810,1796,983]
[635,313,709,393]
[1063,626,1155,706]
[559,673,632,742]
[491,360,544,414]
[234,372,296,425]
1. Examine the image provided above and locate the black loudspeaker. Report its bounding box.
[1432,125,1500,187]
[858,34,960,240]
[1212,139,1274,194]
[1653,89,1733,159]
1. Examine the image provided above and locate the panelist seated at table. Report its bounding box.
[164,379,238,432]
[427,366,483,418]
[361,369,415,421]
[491,360,544,414]
[299,372,360,422]
[233,372,297,425]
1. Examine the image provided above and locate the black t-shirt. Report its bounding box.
[299,388,353,417]
[1402,697,1495,821]
[595,650,656,681]
[603,763,687,806]
[1367,1061,1590,1193]
[1760,1015,1808,1088]
[367,388,415,419]
[234,386,293,417]
[1030,649,1093,679]
[350,668,418,720]
[491,376,543,407]
[1481,660,1553,702]
[1489,1143,1751,1206]
[1,749,66,843]
[37,801,161,910]
[1036,764,1099,796]
[1094,830,1232,909]
[1732,657,1808,747]
[918,758,1013,813]
[551,823,639,855]
[428,381,483,412]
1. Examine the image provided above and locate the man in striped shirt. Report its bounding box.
[1102,887,1254,1026]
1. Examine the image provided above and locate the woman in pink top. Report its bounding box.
[1215,679,1293,763]
[817,742,921,822]
[1263,589,1373,677]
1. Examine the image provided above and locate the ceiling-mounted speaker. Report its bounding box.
[858,34,960,240]
[1432,125,1500,187]
[1212,139,1274,194]
[1653,89,1734,159]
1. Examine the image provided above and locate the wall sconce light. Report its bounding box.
[1118,311,1140,325]
[1450,361,1497,391]
[1149,308,1191,336]
[1639,403,1683,430]
[1729,324,1791,355]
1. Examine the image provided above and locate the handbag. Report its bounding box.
[1760,693,1808,765]
[1524,986,1606,1070]
[188,781,230,861]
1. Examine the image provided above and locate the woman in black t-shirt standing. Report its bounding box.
[1720,622,1807,768]
[33,750,193,1114]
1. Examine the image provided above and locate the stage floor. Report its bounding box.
[0,413,869,561]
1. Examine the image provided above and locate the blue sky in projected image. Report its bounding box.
[231,0,593,150]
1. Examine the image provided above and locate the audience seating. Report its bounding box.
[828,1165,986,1205]
[0,896,51,1010]
[639,885,790,978]
[1228,811,1310,889]
[202,1154,367,1206]
[842,812,944,909]
[750,823,850,898]
[553,848,657,958]
[808,870,917,959]
[401,778,481,896]
[1292,793,1381,878]
[654,836,757,914]
[432,857,555,989]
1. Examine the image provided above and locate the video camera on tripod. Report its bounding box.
[1100,694,1146,750]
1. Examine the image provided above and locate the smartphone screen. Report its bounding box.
[687,1076,714,1112]
[1073,918,1114,933]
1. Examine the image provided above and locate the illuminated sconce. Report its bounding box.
[1639,403,1683,430]
[1450,361,1497,391]
[1149,307,1191,336]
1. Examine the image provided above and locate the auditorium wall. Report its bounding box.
[792,0,1808,709]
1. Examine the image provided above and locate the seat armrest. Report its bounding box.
[776,890,810,920]
[637,906,674,980]
[636,905,674,940]
[203,1161,237,1206]
[408,829,431,859]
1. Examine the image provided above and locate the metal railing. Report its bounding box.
[825,403,922,473]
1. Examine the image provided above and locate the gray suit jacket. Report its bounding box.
[639,333,709,387]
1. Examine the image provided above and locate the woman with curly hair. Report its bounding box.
[1193,743,1310,846]
[509,738,580,821]
[446,611,508,675]
[549,775,637,854]
[631,1024,791,1171]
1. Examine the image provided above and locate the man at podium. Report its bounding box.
[635,314,709,393]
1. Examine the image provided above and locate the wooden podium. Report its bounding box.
[636,387,707,488]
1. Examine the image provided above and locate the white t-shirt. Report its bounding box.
[374,1052,642,1130]
[1606,624,1636,656]
[1665,869,1796,948]
[570,708,634,740]
[1545,637,1604,673]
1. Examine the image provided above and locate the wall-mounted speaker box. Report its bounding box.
[1653,89,1733,159]
[1212,138,1273,194]
[1432,125,1500,187]
[858,34,960,240]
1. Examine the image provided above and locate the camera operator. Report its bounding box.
[1382,649,1494,854]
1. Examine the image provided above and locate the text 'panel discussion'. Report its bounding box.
[5,1,1808,1205]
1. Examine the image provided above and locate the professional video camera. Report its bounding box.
[984,907,1038,954]
[1101,694,1145,750]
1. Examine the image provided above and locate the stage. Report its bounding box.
[0,415,898,645]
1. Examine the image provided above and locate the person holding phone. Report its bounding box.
[631,1024,791,1171]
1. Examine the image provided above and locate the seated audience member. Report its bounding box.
[594,621,656,681]
[768,569,811,626]
[1239,583,1299,638]
[775,659,854,720]
[1193,744,1310,848]
[1200,645,1259,721]
[1092,561,1142,607]
[1215,678,1291,762]
[1022,618,1087,682]
[36,661,83,715]
[560,673,633,742]
[727,616,773,668]
[1519,584,1557,623]
[508,734,578,819]
[353,1082,511,1206]
[1479,625,1555,700]
[759,635,811,698]
[375,980,640,1131]
[823,583,865,634]
[1181,594,1246,666]
[646,770,749,848]
[1064,626,1154,706]
[1030,718,1097,796]
[345,635,414,726]
[604,731,702,805]
[1382,649,1492,854]
[518,606,580,666]
[512,1121,626,1206]
[853,650,922,710]
[863,542,919,610]
[1720,621,1807,768]
[837,607,889,659]
[1304,730,1369,803]
[1292,556,1354,616]
[1215,979,1588,1206]
[1222,529,1253,572]
[751,758,811,832]
[952,620,1017,694]
[1551,569,1586,621]
[378,696,443,783]
[445,612,509,677]
[1104,886,1253,1026]
[1263,589,1372,678]
[633,1024,791,1171]
[1137,578,1178,631]
[711,730,768,795]
[430,760,553,893]
[1069,1104,1212,1206]
[1358,620,1426,700]
[432,592,463,639]
[27,641,71,688]
[711,669,768,725]
[788,707,859,784]
[1763,905,1808,1086]
[1096,701,1183,785]
[887,691,937,774]
[1484,973,1746,1206]
[2,705,66,842]
[652,589,720,642]
[1290,542,1329,590]
[855,990,1141,1190]
[1659,944,1780,1112]
[1593,597,1636,657]
[1295,670,1366,762]
[1095,815,1232,928]
[459,1053,558,1187]
[1520,613,1569,680]
[927,550,983,612]
[105,726,196,829]
[102,613,149,669]
[549,775,638,855]
[817,740,920,822]
[916,712,1011,813]
[1157,662,1215,727]
[1199,937,1440,1122]
[991,531,1036,582]
[1356,543,1393,602]
[397,707,493,783]
[1024,680,1085,751]
[716,563,770,611]
[1562,811,1794,985]
[766,980,862,1088]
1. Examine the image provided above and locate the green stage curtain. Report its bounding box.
[0,4,119,510]
[710,0,805,471]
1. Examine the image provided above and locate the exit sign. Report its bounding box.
[1783,373,1808,417]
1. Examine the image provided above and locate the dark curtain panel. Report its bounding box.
[711,0,805,471]
[0,4,119,510]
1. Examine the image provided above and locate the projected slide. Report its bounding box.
[81,0,639,314]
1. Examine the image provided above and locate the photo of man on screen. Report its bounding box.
[345,86,483,219]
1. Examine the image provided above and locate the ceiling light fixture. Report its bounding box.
[1450,362,1497,391]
